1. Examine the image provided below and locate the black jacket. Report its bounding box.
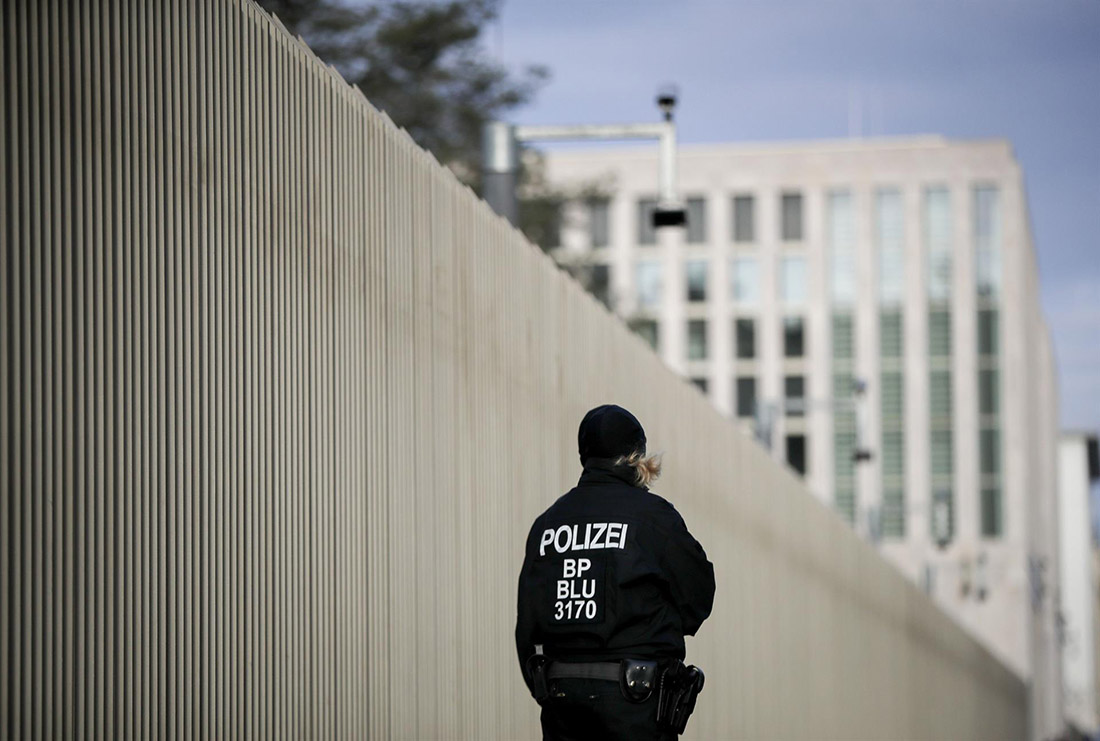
[515,459,715,683]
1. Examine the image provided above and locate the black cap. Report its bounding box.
[577,404,646,465]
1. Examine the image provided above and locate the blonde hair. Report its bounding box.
[615,450,663,488]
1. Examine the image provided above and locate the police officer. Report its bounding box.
[515,404,716,740]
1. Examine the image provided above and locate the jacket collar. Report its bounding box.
[578,456,645,490]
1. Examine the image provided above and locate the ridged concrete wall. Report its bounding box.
[1,0,1026,738]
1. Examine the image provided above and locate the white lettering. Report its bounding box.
[557,580,569,599]
[577,558,591,576]
[581,579,595,598]
[606,523,622,549]
[554,525,571,553]
[563,559,577,578]
[538,523,628,555]
[539,529,554,557]
[591,523,607,549]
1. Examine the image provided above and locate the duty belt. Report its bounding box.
[546,660,620,682]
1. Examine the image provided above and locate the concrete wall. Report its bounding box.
[1,0,1026,738]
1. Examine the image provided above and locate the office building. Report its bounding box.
[543,136,1062,736]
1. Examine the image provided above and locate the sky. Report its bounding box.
[493,0,1100,470]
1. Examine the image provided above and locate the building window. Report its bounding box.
[691,377,708,394]
[978,308,999,356]
[931,430,954,476]
[882,431,904,477]
[630,318,659,351]
[980,427,1000,475]
[588,197,610,248]
[736,377,757,418]
[735,318,755,359]
[981,487,1003,538]
[834,409,857,525]
[685,260,707,302]
[829,190,856,306]
[925,187,952,302]
[833,372,855,402]
[637,198,657,246]
[880,310,903,358]
[832,313,854,360]
[732,195,754,243]
[687,319,707,360]
[781,192,803,241]
[974,186,1002,299]
[784,376,805,417]
[881,372,903,419]
[589,264,610,308]
[686,197,707,244]
[928,310,951,357]
[780,255,807,305]
[979,369,1000,416]
[786,434,807,476]
[635,260,662,309]
[883,488,905,538]
[876,188,905,305]
[783,316,805,358]
[730,256,759,306]
[930,370,952,419]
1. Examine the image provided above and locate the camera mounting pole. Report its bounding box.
[482,88,686,229]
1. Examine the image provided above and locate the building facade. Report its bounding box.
[543,136,1062,737]
[1060,433,1100,734]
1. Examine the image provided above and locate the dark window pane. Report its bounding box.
[686,260,707,302]
[733,195,755,242]
[882,430,904,476]
[881,371,903,419]
[691,377,708,394]
[833,313,854,360]
[978,309,999,356]
[931,429,953,475]
[981,487,1003,537]
[687,319,707,360]
[785,375,805,417]
[979,369,1000,416]
[930,370,952,420]
[929,309,951,357]
[589,264,611,308]
[686,197,707,243]
[980,428,1000,475]
[735,318,756,359]
[786,434,807,475]
[882,488,905,538]
[880,310,903,358]
[638,198,657,245]
[589,197,610,247]
[781,192,803,241]
[784,316,804,358]
[736,377,756,418]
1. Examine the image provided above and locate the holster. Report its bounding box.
[526,654,550,705]
[656,660,705,735]
[619,659,658,703]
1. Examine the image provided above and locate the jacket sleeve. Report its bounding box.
[657,507,716,636]
[514,526,539,693]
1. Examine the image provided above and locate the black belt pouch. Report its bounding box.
[619,659,658,703]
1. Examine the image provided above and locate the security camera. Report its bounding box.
[656,84,678,122]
